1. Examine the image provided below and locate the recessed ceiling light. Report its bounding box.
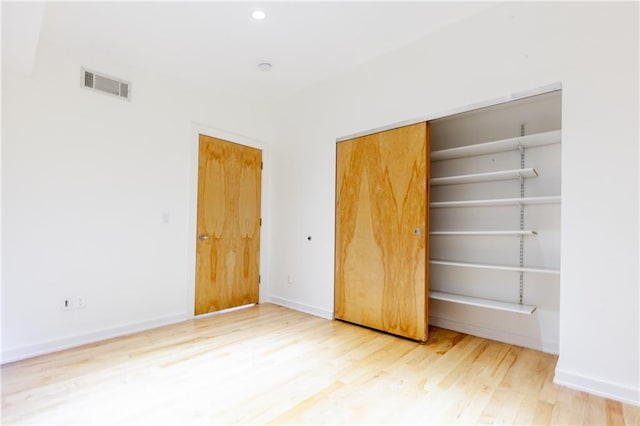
[252,10,266,20]
[258,63,272,72]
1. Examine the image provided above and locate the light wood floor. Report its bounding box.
[2,304,639,425]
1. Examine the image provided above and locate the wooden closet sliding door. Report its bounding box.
[335,122,430,342]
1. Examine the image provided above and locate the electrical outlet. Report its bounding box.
[77,296,86,309]
[62,298,73,311]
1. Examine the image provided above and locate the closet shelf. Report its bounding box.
[430,230,537,236]
[431,129,561,161]
[429,259,560,275]
[431,168,537,186]
[430,196,560,208]
[429,291,536,315]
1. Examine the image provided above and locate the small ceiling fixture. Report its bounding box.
[251,10,266,20]
[258,62,272,72]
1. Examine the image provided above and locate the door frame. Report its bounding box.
[186,122,271,318]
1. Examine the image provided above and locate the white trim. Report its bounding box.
[267,296,334,320]
[554,368,640,406]
[186,122,271,319]
[1,313,186,365]
[429,316,559,355]
[336,82,562,142]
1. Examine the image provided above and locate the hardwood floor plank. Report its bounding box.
[421,335,485,391]
[606,399,626,425]
[583,395,607,426]
[623,402,640,425]
[550,386,589,425]
[2,304,638,425]
[531,400,554,425]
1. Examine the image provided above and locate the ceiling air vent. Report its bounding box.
[81,68,131,101]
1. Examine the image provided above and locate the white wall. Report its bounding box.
[2,0,638,407]
[1,7,276,361]
[267,2,639,404]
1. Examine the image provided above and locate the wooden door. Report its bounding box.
[334,122,429,341]
[195,134,262,315]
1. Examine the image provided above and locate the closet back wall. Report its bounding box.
[267,2,639,404]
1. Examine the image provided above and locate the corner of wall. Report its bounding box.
[554,366,640,407]
[267,295,334,320]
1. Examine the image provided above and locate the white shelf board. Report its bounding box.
[430,230,537,236]
[431,168,538,186]
[429,291,536,315]
[430,196,561,208]
[429,259,560,275]
[431,130,561,161]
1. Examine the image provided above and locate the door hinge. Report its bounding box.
[259,275,261,284]
[261,161,263,170]
[260,218,262,226]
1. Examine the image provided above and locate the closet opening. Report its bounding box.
[428,89,561,353]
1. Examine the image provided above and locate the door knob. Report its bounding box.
[414,228,422,236]
[198,234,209,241]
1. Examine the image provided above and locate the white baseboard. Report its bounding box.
[267,296,334,320]
[554,368,640,406]
[429,316,559,354]
[1,313,187,365]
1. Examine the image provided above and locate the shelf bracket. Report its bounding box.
[519,124,526,305]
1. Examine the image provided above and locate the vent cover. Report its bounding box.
[81,68,131,101]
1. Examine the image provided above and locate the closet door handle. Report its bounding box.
[198,234,209,241]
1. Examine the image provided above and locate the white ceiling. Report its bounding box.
[3,1,495,101]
